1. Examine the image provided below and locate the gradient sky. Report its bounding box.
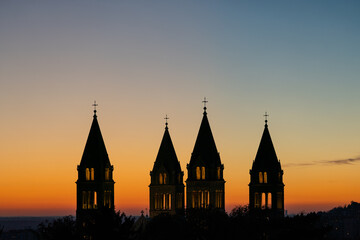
[0,1,359,216]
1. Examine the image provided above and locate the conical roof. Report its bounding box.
[79,111,111,168]
[189,109,221,167]
[152,125,181,173]
[252,122,281,171]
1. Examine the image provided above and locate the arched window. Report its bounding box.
[163,194,166,209]
[268,193,272,209]
[164,193,171,210]
[264,172,267,183]
[201,167,205,180]
[196,167,201,180]
[90,168,95,180]
[154,193,163,209]
[261,193,266,209]
[163,173,167,184]
[259,172,263,183]
[104,190,112,207]
[85,168,90,181]
[202,191,209,208]
[93,191,97,209]
[105,168,110,181]
[82,191,97,209]
[169,194,172,210]
[217,167,221,179]
[215,190,223,208]
[159,173,163,184]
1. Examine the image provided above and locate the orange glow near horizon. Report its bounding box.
[1,136,359,217]
[1,112,359,217]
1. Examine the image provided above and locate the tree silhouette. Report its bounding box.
[186,208,230,240]
[228,205,331,240]
[141,214,190,240]
[38,211,134,240]
[38,216,78,240]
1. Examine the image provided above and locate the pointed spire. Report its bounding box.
[80,103,111,167]
[152,117,181,173]
[189,100,221,167]
[252,114,281,171]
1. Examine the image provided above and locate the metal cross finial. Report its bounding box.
[164,114,169,128]
[202,97,208,112]
[264,112,269,124]
[92,101,98,115]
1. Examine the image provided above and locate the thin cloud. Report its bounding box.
[320,157,360,165]
[284,156,360,168]
[284,162,314,167]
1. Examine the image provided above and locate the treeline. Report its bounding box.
[35,202,360,240]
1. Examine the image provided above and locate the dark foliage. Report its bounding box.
[228,205,330,240]
[139,209,229,240]
[38,216,78,240]
[186,208,230,240]
[37,204,360,240]
[38,210,134,240]
[140,214,189,240]
[142,207,330,240]
[318,201,360,240]
[80,209,135,240]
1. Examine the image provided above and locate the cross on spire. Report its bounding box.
[264,112,269,125]
[164,114,169,129]
[92,101,98,116]
[202,97,208,112]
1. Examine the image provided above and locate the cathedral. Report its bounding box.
[249,114,284,217]
[75,101,285,222]
[76,104,115,227]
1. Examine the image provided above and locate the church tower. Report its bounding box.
[249,114,284,217]
[186,99,225,210]
[149,116,184,218]
[76,103,115,226]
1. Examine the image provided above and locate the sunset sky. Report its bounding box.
[0,1,359,216]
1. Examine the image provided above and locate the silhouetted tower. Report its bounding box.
[76,103,115,226]
[249,113,284,217]
[149,116,184,217]
[186,99,225,210]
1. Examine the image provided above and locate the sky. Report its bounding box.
[0,0,359,216]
